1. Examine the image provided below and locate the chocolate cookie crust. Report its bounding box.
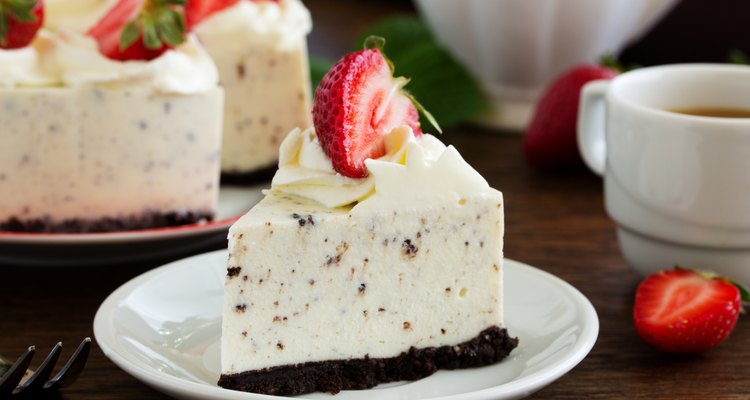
[0,210,214,233]
[218,326,518,396]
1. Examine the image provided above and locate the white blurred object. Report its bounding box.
[414,0,680,131]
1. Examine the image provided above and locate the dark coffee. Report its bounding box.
[669,107,750,118]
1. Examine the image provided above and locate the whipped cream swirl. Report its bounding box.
[0,42,58,87]
[195,0,312,51]
[2,30,218,93]
[43,31,218,93]
[271,126,492,210]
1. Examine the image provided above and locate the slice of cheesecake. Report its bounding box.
[219,127,517,395]
[219,39,517,395]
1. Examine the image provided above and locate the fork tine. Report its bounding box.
[0,346,35,395]
[13,342,62,394]
[43,338,91,390]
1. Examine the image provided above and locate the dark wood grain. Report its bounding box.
[2,1,750,399]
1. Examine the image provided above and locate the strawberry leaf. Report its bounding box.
[142,17,161,49]
[120,21,141,50]
[0,11,8,46]
[363,35,385,52]
[5,0,37,23]
[156,9,184,46]
[732,279,750,304]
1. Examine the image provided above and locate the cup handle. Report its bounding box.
[577,80,611,176]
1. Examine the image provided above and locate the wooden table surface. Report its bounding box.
[3,1,750,399]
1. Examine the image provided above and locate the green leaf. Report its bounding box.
[119,21,141,50]
[156,9,185,46]
[355,16,488,130]
[142,17,161,50]
[5,0,37,23]
[309,56,334,93]
[363,35,385,52]
[728,49,749,65]
[0,11,7,46]
[392,40,487,130]
[733,280,750,304]
[355,15,434,61]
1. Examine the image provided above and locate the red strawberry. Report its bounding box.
[633,268,746,353]
[87,0,186,61]
[523,63,617,169]
[0,0,44,49]
[184,0,277,29]
[312,38,428,178]
[184,0,237,29]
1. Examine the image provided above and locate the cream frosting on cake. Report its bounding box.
[0,31,223,232]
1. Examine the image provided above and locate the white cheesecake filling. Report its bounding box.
[272,126,493,209]
[224,190,504,373]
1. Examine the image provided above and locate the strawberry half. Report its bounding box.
[87,0,186,61]
[0,0,44,49]
[184,0,278,29]
[633,268,747,353]
[313,37,437,178]
[523,63,618,169]
[184,0,237,29]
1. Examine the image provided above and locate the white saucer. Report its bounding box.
[0,185,265,266]
[94,250,599,400]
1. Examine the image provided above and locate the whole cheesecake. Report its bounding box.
[0,30,223,233]
[219,127,517,395]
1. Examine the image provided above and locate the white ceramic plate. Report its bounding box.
[94,250,599,400]
[0,186,265,266]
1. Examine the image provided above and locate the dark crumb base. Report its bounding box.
[0,210,214,233]
[218,326,518,396]
[220,164,277,186]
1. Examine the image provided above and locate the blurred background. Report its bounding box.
[306,0,750,132]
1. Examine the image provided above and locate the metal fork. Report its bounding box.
[0,338,91,397]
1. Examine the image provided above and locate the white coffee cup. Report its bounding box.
[578,64,750,285]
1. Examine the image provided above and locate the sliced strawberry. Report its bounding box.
[312,43,424,178]
[184,0,237,29]
[523,63,618,169]
[0,0,44,49]
[633,268,745,353]
[87,0,186,61]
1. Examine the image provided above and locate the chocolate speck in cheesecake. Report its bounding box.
[276,341,284,350]
[358,283,366,294]
[227,267,242,277]
[308,279,315,286]
[237,63,246,79]
[402,240,418,258]
[235,304,247,313]
[403,322,411,330]
[378,308,386,312]
[242,331,247,337]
